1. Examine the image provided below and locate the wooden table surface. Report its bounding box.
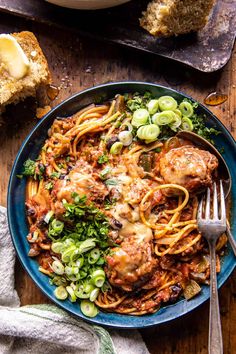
[0,12,236,354]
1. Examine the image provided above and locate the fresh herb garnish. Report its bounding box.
[100,166,111,180]
[125,92,153,112]
[104,197,117,210]
[45,181,54,190]
[47,193,109,248]
[191,113,220,144]
[98,154,109,164]
[22,159,36,177]
[154,147,162,153]
[104,179,118,186]
[50,172,61,179]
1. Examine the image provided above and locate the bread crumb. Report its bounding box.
[36,105,51,119]
[140,0,215,37]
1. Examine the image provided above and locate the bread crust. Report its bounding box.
[0,31,51,109]
[140,0,215,37]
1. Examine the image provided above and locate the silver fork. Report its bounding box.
[197,181,226,354]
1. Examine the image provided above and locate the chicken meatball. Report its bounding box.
[106,238,157,292]
[159,146,218,193]
[51,163,109,216]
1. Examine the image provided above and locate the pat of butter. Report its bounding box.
[0,34,30,79]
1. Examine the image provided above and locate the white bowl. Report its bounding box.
[45,0,131,10]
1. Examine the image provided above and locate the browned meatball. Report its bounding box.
[106,238,157,292]
[159,146,218,193]
[52,164,108,204]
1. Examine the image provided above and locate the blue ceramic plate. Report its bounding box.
[7,82,236,328]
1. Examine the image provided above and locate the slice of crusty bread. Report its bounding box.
[0,31,51,110]
[140,0,215,37]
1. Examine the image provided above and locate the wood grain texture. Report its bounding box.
[0,12,235,354]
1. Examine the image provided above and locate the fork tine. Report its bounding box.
[205,187,211,219]
[213,182,218,219]
[220,180,226,221]
[198,196,203,219]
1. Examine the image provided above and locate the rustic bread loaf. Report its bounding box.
[140,0,215,37]
[0,31,51,110]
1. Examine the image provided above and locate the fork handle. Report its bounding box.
[209,243,223,354]
[226,222,236,257]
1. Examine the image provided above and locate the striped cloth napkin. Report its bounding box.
[0,206,149,354]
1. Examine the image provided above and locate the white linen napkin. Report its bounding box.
[0,206,149,354]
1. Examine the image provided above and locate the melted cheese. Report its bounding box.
[119,222,153,243]
[160,147,207,185]
[56,172,94,202]
[112,202,153,243]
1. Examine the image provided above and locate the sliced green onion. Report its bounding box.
[84,283,95,294]
[80,300,98,317]
[76,288,90,299]
[179,101,194,117]
[64,266,73,276]
[110,141,123,155]
[118,131,133,146]
[29,231,39,243]
[66,285,77,302]
[91,269,105,288]
[63,239,75,248]
[51,242,64,254]
[173,109,182,117]
[79,270,87,279]
[78,238,96,254]
[75,257,84,268]
[65,265,79,276]
[89,288,100,302]
[137,124,160,141]
[152,111,175,125]
[67,273,80,282]
[75,283,94,299]
[50,275,67,287]
[169,114,182,131]
[88,248,101,264]
[131,108,149,127]
[54,286,68,300]
[51,219,64,235]
[158,96,178,111]
[61,245,77,263]
[44,211,54,224]
[52,260,65,275]
[147,99,159,114]
[123,122,133,132]
[100,166,111,179]
[70,249,80,262]
[181,117,194,131]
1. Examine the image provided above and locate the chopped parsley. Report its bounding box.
[125,91,153,112]
[154,147,162,153]
[22,159,36,177]
[191,113,220,144]
[45,181,54,190]
[98,154,109,164]
[50,193,110,248]
[104,197,117,210]
[50,172,61,179]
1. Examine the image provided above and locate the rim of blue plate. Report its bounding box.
[7,81,236,328]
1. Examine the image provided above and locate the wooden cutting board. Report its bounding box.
[0,0,235,72]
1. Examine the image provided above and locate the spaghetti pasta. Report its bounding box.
[23,92,226,317]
